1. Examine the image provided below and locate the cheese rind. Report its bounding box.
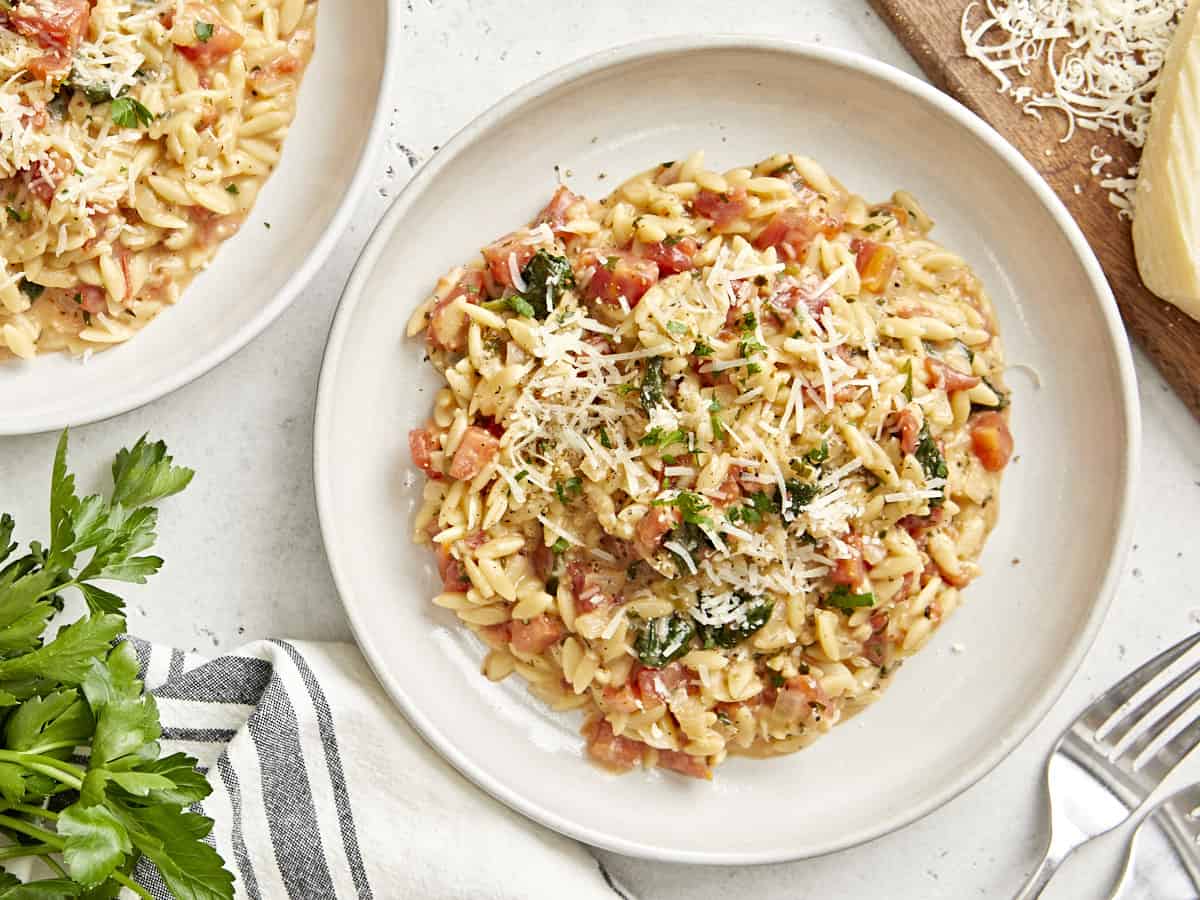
[1133,0,1200,320]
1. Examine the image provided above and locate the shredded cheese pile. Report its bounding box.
[961,0,1189,213]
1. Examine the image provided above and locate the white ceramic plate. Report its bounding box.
[314,37,1139,863]
[0,0,400,436]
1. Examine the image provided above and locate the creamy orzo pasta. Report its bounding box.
[406,151,1013,779]
[0,0,316,359]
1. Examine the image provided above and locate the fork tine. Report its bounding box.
[1140,697,1200,779]
[1091,632,1200,738]
[1105,655,1200,752]
[1126,689,1200,772]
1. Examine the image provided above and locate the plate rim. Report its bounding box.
[313,34,1141,864]
[0,0,405,437]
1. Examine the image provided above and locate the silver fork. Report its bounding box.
[1111,782,1200,899]
[1016,631,1200,899]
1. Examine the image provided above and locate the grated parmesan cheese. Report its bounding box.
[961,0,1189,211]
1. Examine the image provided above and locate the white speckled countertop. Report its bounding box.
[2,2,1199,896]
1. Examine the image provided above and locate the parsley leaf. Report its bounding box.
[692,339,714,357]
[110,97,154,129]
[6,206,28,223]
[902,359,914,402]
[804,441,829,466]
[665,320,688,336]
[194,20,214,42]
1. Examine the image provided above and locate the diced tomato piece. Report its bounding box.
[4,0,90,78]
[448,426,499,481]
[969,411,1013,472]
[634,505,681,558]
[898,506,945,539]
[175,9,244,68]
[692,187,750,232]
[770,281,829,319]
[830,551,865,587]
[435,544,470,592]
[773,674,828,721]
[635,662,688,707]
[24,151,70,206]
[585,251,659,308]
[568,561,622,615]
[481,232,538,289]
[754,209,842,259]
[638,237,698,276]
[656,749,711,780]
[479,622,512,650]
[427,269,484,352]
[924,357,981,393]
[584,720,644,772]
[710,468,742,504]
[532,185,580,236]
[510,615,565,654]
[408,427,442,480]
[891,408,920,456]
[849,238,898,293]
[71,284,106,315]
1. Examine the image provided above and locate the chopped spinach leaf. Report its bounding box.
[634,614,694,668]
[699,595,773,648]
[639,356,665,412]
[18,279,44,301]
[518,249,574,319]
[827,585,875,611]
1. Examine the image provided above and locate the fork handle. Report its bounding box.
[1013,851,1062,900]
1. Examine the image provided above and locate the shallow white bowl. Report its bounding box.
[0,0,400,435]
[314,37,1139,863]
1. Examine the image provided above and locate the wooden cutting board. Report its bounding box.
[870,0,1200,418]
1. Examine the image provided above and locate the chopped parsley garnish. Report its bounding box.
[770,161,796,176]
[6,206,28,223]
[110,97,154,129]
[827,585,876,611]
[634,614,694,668]
[662,234,682,247]
[770,671,787,688]
[653,490,710,526]
[914,424,948,507]
[692,339,714,357]
[194,20,214,42]
[597,427,613,450]
[862,222,881,233]
[804,441,829,465]
[708,400,726,441]
[640,356,665,412]
[551,537,569,554]
[665,320,688,336]
[639,427,687,449]
[554,477,582,504]
[902,359,914,402]
[514,469,528,482]
[517,249,574,319]
[18,279,44,300]
[738,311,766,359]
[602,256,617,272]
[699,595,773,648]
[727,490,774,526]
[225,183,239,195]
[777,479,820,518]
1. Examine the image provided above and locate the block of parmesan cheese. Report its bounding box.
[1133,0,1200,321]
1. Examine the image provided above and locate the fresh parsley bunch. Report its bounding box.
[0,432,233,899]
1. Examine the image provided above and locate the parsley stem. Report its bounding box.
[0,750,84,789]
[0,841,56,860]
[113,871,154,900]
[0,811,60,846]
[6,803,58,821]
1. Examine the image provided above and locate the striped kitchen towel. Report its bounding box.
[129,639,631,900]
